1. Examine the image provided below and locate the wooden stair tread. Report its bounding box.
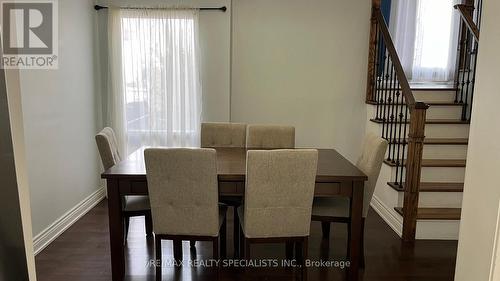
[370,118,470,124]
[388,182,464,192]
[384,159,466,167]
[394,207,461,220]
[390,138,468,145]
[376,86,457,91]
[367,101,463,106]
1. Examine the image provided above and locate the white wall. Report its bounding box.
[19,0,101,236]
[455,0,500,279]
[231,0,370,161]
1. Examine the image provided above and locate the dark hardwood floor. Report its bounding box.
[35,200,457,281]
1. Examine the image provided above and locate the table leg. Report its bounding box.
[348,180,363,281]
[107,179,125,281]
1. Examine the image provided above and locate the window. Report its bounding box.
[110,8,202,154]
[390,0,459,82]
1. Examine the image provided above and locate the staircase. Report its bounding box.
[366,86,468,240]
[364,0,480,240]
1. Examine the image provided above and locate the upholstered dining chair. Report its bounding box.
[95,127,152,241]
[237,149,318,275]
[144,148,227,276]
[311,133,388,267]
[246,124,295,149]
[201,122,247,148]
[200,122,247,253]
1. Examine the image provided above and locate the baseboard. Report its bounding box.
[370,195,403,237]
[33,187,106,255]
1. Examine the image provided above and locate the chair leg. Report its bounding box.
[239,223,245,258]
[233,207,240,258]
[213,237,221,279]
[145,212,153,238]
[346,222,351,259]
[295,241,304,266]
[220,216,227,259]
[213,237,219,260]
[155,237,162,281]
[244,238,250,260]
[321,222,330,239]
[360,219,366,268]
[124,217,130,245]
[173,240,182,264]
[301,237,308,281]
[286,242,294,260]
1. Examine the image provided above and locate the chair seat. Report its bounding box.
[123,195,150,212]
[312,197,350,218]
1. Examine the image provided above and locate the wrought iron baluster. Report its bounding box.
[386,62,395,160]
[460,30,470,104]
[462,31,473,121]
[392,79,401,168]
[468,40,479,121]
[400,103,409,185]
[454,22,465,103]
[394,83,403,186]
[374,26,382,120]
[381,51,390,139]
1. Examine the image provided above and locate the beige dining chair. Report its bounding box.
[237,149,318,275]
[311,133,388,267]
[95,127,152,241]
[144,148,227,275]
[200,122,247,253]
[201,122,247,148]
[246,124,295,149]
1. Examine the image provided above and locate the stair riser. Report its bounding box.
[367,102,463,119]
[366,114,470,139]
[413,90,457,102]
[426,106,463,119]
[387,145,468,160]
[416,220,460,240]
[420,167,466,182]
[366,105,470,138]
[388,166,465,183]
[397,192,463,208]
[425,124,470,138]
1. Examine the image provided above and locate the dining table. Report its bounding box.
[101,146,367,281]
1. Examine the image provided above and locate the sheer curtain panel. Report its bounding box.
[107,8,202,155]
[390,0,460,82]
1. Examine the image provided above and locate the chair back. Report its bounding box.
[246,125,295,149]
[144,148,220,236]
[95,127,122,170]
[356,133,388,217]
[243,149,318,238]
[201,122,247,148]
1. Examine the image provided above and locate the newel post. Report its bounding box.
[366,0,381,102]
[402,104,428,242]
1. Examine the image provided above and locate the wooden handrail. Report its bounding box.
[373,10,428,110]
[366,5,429,242]
[455,4,480,40]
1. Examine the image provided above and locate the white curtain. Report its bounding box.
[390,0,460,82]
[107,8,202,155]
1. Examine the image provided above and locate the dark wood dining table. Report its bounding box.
[101,147,367,281]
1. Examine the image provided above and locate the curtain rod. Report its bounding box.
[94,5,227,12]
